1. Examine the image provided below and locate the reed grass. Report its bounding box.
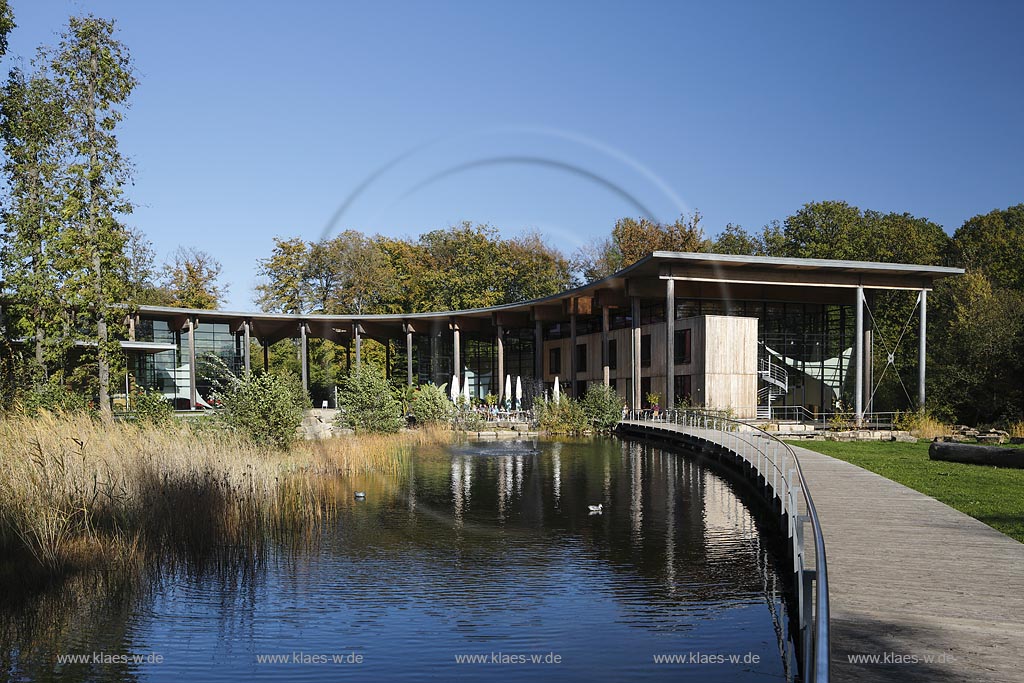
[895,410,952,439]
[0,413,450,581]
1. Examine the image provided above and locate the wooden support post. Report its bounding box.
[187,317,197,411]
[601,305,610,387]
[406,324,414,387]
[243,320,251,374]
[631,296,641,409]
[569,310,577,397]
[355,325,362,371]
[534,319,543,384]
[496,324,505,403]
[665,278,675,410]
[299,322,308,397]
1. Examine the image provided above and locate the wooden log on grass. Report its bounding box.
[929,441,1024,469]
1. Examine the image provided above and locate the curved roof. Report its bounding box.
[135,252,962,344]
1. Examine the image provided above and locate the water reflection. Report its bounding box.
[2,438,795,682]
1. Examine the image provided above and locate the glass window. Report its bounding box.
[640,334,652,368]
[549,347,561,375]
[576,343,587,373]
[608,338,617,370]
[674,375,692,404]
[674,328,691,364]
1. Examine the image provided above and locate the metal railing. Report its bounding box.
[632,406,903,431]
[620,408,830,683]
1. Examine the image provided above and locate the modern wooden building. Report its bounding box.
[125,252,961,421]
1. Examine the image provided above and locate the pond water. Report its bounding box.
[3,438,796,682]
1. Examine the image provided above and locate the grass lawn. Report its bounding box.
[791,440,1024,544]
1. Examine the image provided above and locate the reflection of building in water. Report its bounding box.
[450,455,473,526]
[629,441,644,545]
[550,442,562,507]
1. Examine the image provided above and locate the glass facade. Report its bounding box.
[674,298,855,409]
[132,319,244,409]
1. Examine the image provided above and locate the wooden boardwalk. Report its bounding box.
[622,421,1024,683]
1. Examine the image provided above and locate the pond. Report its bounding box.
[3,437,796,682]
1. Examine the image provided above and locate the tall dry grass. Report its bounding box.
[0,413,450,580]
[894,411,952,439]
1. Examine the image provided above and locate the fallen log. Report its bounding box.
[929,441,1024,469]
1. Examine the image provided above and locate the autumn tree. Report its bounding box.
[161,246,226,309]
[574,212,708,283]
[255,236,308,314]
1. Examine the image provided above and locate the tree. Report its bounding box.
[574,213,709,283]
[49,15,137,417]
[571,236,622,284]
[311,231,397,314]
[952,204,1024,290]
[0,1,13,60]
[929,271,1024,423]
[781,201,866,260]
[0,64,67,377]
[501,231,572,302]
[123,227,173,305]
[255,236,308,314]
[710,223,765,256]
[336,365,403,433]
[611,212,709,265]
[161,246,226,309]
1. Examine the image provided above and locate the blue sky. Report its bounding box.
[5,1,1023,309]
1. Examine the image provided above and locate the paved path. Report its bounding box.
[621,420,1024,683]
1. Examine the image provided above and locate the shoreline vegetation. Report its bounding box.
[0,411,452,588]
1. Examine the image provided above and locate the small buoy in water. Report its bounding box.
[588,504,603,513]
[354,491,366,500]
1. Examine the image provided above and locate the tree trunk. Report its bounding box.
[86,43,111,419]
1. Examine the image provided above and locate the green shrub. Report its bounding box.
[336,366,403,433]
[131,387,174,426]
[409,383,454,426]
[534,397,587,434]
[581,384,624,430]
[17,381,91,417]
[213,372,308,449]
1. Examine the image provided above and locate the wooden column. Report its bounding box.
[263,340,269,372]
[855,285,864,424]
[187,317,197,411]
[496,324,505,403]
[631,296,641,409]
[919,289,927,409]
[665,278,675,410]
[243,320,251,374]
[451,320,461,384]
[405,323,414,387]
[601,305,610,387]
[569,310,577,397]
[354,325,362,371]
[385,340,392,379]
[299,322,308,397]
[534,319,543,383]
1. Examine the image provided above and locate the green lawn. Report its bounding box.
[791,440,1024,543]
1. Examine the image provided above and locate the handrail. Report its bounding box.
[622,408,830,683]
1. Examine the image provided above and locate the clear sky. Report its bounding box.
[5,1,1023,309]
